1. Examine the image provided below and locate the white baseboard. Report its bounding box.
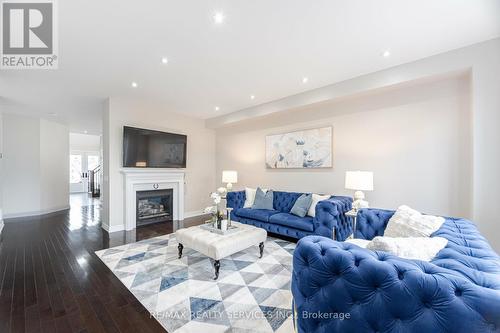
[101,223,124,233]
[3,205,70,220]
[184,210,207,219]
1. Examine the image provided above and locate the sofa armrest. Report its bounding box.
[226,190,245,219]
[314,196,352,240]
[355,208,395,240]
[292,236,500,333]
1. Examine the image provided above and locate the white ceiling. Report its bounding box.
[1,0,499,134]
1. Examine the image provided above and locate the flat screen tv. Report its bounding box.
[123,126,187,168]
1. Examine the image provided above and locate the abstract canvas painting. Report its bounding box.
[265,126,332,169]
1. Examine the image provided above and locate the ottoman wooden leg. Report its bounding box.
[178,243,183,259]
[259,242,264,258]
[214,260,221,280]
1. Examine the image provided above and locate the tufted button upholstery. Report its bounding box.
[273,191,302,212]
[355,208,395,239]
[315,196,353,241]
[226,190,352,240]
[292,208,500,333]
[235,208,279,222]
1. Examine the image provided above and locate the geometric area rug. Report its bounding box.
[95,233,296,332]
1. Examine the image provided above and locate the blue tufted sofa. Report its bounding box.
[292,208,500,333]
[226,190,352,240]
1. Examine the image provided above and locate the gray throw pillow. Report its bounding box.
[290,194,313,217]
[252,188,274,210]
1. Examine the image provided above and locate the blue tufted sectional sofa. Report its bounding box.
[226,190,352,240]
[292,208,500,333]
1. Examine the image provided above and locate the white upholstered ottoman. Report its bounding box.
[175,222,267,279]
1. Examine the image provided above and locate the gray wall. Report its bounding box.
[216,75,472,220]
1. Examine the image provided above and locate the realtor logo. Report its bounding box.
[1,0,58,69]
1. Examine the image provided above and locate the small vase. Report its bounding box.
[217,215,223,229]
[221,219,227,231]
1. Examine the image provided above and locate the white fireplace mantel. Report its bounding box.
[121,168,185,231]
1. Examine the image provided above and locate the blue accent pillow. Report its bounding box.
[252,188,274,210]
[290,194,313,217]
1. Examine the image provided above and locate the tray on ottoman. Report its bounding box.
[199,221,239,235]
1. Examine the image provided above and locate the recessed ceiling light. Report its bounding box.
[83,130,88,134]
[250,95,255,100]
[131,82,138,88]
[383,50,391,57]
[214,106,220,111]
[161,57,168,64]
[302,77,309,84]
[213,12,225,24]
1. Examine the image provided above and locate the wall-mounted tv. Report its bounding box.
[123,126,187,168]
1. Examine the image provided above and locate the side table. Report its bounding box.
[345,209,358,239]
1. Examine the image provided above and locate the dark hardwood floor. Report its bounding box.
[0,196,206,333]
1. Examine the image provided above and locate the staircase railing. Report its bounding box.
[89,165,101,197]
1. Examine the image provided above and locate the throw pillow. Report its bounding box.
[307,194,331,217]
[367,236,448,261]
[290,194,313,217]
[252,188,274,210]
[243,187,267,208]
[345,238,370,248]
[384,205,445,238]
[243,188,257,208]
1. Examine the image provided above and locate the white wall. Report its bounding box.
[216,75,472,219]
[469,44,500,249]
[1,114,69,218]
[40,119,70,212]
[2,114,42,216]
[102,99,110,230]
[70,132,101,152]
[102,98,216,232]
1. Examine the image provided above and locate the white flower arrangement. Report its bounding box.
[204,206,216,214]
[205,192,224,227]
[210,192,222,204]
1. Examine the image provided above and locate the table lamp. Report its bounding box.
[345,171,374,211]
[222,170,238,191]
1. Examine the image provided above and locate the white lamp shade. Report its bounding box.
[345,171,374,191]
[222,170,238,183]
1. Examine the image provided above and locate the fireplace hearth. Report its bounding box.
[122,169,184,231]
[136,189,173,226]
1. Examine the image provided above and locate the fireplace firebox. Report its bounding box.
[136,189,173,226]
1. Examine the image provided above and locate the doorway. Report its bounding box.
[70,151,100,193]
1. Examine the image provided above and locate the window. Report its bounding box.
[88,155,99,171]
[70,154,82,183]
